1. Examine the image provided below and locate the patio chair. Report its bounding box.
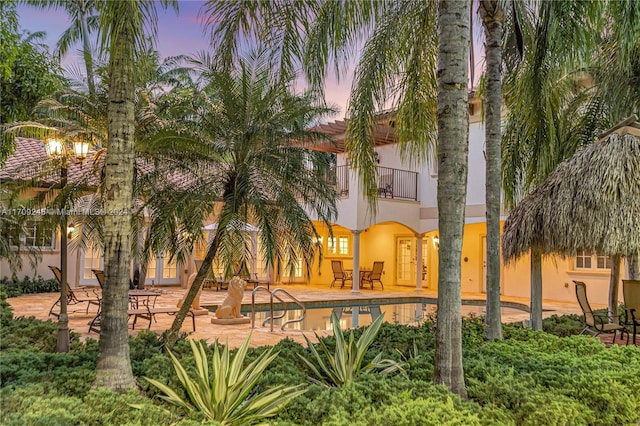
[377,183,393,198]
[92,269,105,289]
[573,280,624,344]
[48,265,101,318]
[330,260,353,288]
[361,261,384,290]
[622,279,640,345]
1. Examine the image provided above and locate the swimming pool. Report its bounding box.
[243,302,529,331]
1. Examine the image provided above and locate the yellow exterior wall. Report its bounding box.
[305,220,621,307]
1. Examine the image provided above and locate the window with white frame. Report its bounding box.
[2,220,55,248]
[83,246,102,279]
[575,250,612,270]
[328,235,350,256]
[193,238,207,260]
[146,255,157,280]
[162,256,178,279]
[430,151,439,177]
[282,257,303,281]
[255,240,268,279]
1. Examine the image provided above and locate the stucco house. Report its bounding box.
[1,98,627,305]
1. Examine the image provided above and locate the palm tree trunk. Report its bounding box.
[433,0,469,399]
[79,2,96,97]
[165,230,221,349]
[628,254,639,279]
[608,255,621,321]
[530,248,543,330]
[480,0,505,341]
[93,8,136,392]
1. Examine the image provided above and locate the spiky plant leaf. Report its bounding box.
[299,313,405,387]
[145,333,306,424]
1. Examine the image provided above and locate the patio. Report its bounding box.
[7,282,593,349]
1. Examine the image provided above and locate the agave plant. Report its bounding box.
[145,335,306,425]
[299,313,406,387]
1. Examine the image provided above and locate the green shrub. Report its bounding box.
[0,316,67,352]
[328,391,483,426]
[1,313,638,425]
[367,320,436,360]
[0,290,13,327]
[0,348,98,396]
[0,275,59,297]
[0,386,181,425]
[250,338,312,391]
[465,332,640,425]
[542,314,585,337]
[516,393,592,426]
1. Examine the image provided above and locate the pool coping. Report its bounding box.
[204,296,531,314]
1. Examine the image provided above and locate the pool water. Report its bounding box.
[246,303,528,331]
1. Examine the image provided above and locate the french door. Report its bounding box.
[396,237,416,286]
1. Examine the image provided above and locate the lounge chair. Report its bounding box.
[361,261,385,290]
[622,279,640,345]
[574,280,624,344]
[330,260,353,288]
[48,265,101,317]
[92,269,105,289]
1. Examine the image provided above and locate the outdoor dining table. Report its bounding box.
[128,289,161,309]
[88,290,163,333]
[359,267,371,288]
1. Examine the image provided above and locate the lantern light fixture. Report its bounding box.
[45,138,64,157]
[73,140,89,161]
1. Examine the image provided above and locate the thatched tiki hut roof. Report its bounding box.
[502,116,640,262]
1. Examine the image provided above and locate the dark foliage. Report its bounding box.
[0,276,59,297]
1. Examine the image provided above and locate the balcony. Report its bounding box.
[332,165,418,201]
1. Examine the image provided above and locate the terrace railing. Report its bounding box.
[375,166,418,201]
[333,165,349,197]
[329,165,418,201]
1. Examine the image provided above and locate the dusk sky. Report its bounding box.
[15,1,353,120]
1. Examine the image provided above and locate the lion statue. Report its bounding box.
[215,276,246,319]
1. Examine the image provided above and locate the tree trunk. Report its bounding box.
[165,230,221,349]
[79,4,96,98]
[132,226,145,289]
[433,0,469,398]
[608,255,621,321]
[530,249,543,330]
[93,8,137,392]
[480,0,505,341]
[628,253,639,279]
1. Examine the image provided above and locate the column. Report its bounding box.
[415,234,423,291]
[351,229,362,294]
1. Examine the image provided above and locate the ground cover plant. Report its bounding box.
[1,294,639,425]
[0,276,59,297]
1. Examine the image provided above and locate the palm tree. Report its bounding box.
[136,51,337,347]
[201,0,474,396]
[479,0,506,341]
[431,0,470,399]
[3,47,188,257]
[590,1,640,282]
[501,1,604,330]
[20,0,99,97]
[92,0,176,392]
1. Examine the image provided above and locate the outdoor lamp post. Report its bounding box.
[45,137,88,353]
